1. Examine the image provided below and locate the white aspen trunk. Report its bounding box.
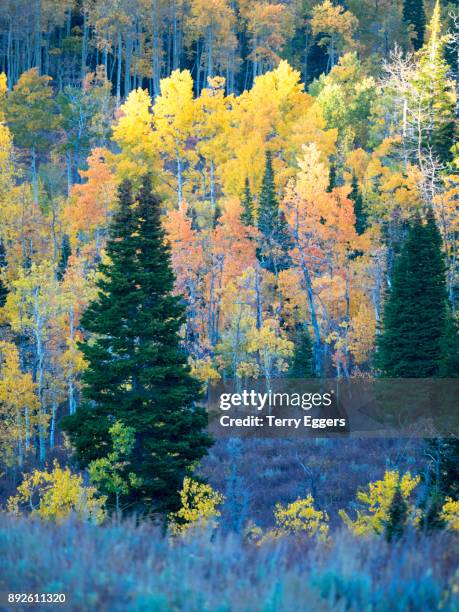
[68,306,77,415]
[209,161,216,209]
[24,405,30,452]
[124,31,132,96]
[31,147,38,204]
[176,150,183,205]
[255,267,263,330]
[33,290,46,463]
[152,2,161,97]
[207,26,213,78]
[50,394,57,449]
[172,0,180,70]
[116,32,122,105]
[81,8,88,81]
[34,0,42,72]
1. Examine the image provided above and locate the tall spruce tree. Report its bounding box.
[57,234,71,281]
[385,483,409,542]
[241,177,254,226]
[0,240,8,308]
[403,0,426,50]
[289,324,315,378]
[62,176,212,516]
[327,164,337,193]
[257,151,291,273]
[416,0,456,164]
[350,174,367,236]
[375,210,448,377]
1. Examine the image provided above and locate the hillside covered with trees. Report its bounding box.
[0,0,458,609]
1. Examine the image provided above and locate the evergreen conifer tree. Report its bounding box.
[62,176,212,516]
[423,437,459,530]
[385,483,409,542]
[289,324,315,378]
[350,174,367,236]
[241,177,254,226]
[415,0,456,163]
[0,240,8,308]
[57,234,71,281]
[327,164,337,193]
[375,210,448,377]
[257,151,291,273]
[212,202,222,229]
[403,0,426,50]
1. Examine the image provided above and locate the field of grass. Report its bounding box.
[0,513,457,611]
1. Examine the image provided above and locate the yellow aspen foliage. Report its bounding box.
[169,477,225,535]
[190,357,221,386]
[0,342,41,466]
[339,470,420,536]
[246,318,294,381]
[0,72,6,98]
[244,2,293,73]
[348,300,376,365]
[311,0,358,67]
[112,88,156,180]
[440,498,459,531]
[0,108,15,212]
[7,459,106,524]
[0,72,8,124]
[274,495,329,539]
[153,69,197,205]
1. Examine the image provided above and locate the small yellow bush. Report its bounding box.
[258,495,329,544]
[441,498,459,531]
[169,477,224,535]
[339,470,420,536]
[274,495,329,538]
[7,460,106,524]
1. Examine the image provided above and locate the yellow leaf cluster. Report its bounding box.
[339,470,420,536]
[169,477,225,535]
[7,459,106,524]
[274,495,329,539]
[440,498,459,531]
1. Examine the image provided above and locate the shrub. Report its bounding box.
[7,460,106,524]
[274,495,329,539]
[440,498,459,531]
[169,477,224,535]
[339,470,420,536]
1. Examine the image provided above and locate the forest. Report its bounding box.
[0,0,458,610]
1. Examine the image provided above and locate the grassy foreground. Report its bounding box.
[0,514,457,611]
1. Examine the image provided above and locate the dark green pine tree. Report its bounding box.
[403,0,426,50]
[257,151,291,273]
[385,482,409,542]
[241,177,254,226]
[0,240,8,308]
[212,202,222,229]
[349,174,367,236]
[375,210,448,377]
[57,234,72,281]
[62,176,212,516]
[439,314,459,377]
[423,437,459,531]
[289,324,315,378]
[327,164,337,193]
[187,204,199,231]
